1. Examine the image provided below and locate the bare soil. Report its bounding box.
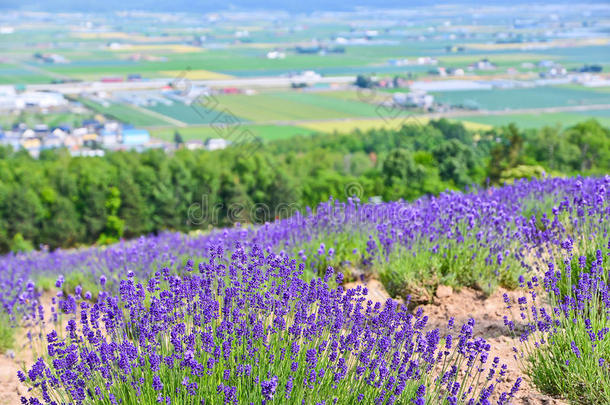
[345,280,567,405]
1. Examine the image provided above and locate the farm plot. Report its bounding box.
[301,116,490,133]
[0,111,92,129]
[433,86,610,111]
[146,101,246,125]
[150,124,315,142]
[80,99,174,126]
[453,111,610,129]
[274,92,385,117]
[211,92,389,122]
[0,65,53,84]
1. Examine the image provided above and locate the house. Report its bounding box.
[266,51,285,59]
[82,119,101,132]
[70,148,105,157]
[446,67,464,76]
[393,91,434,109]
[122,129,150,146]
[104,121,121,132]
[468,59,496,71]
[537,60,555,68]
[34,124,49,135]
[101,77,124,83]
[82,133,98,147]
[42,135,62,149]
[1,135,21,150]
[185,139,205,150]
[15,91,68,109]
[100,129,120,147]
[22,138,41,157]
[63,134,82,149]
[0,85,16,109]
[205,138,231,151]
[53,124,72,133]
[52,128,67,140]
[73,127,88,137]
[22,128,36,139]
[416,57,438,65]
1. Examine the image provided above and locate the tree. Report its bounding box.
[381,149,425,200]
[174,130,184,148]
[97,186,124,245]
[41,196,83,249]
[487,124,525,184]
[432,139,478,188]
[429,119,471,144]
[355,75,374,89]
[565,120,610,173]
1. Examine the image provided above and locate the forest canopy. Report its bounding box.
[0,118,608,253]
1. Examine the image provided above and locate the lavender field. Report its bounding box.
[0,176,609,404]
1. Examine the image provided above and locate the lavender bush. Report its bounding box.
[19,246,520,404]
[504,179,609,404]
[1,175,608,403]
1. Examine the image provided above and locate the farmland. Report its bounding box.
[78,98,174,126]
[432,86,610,111]
[1,2,610,404]
[150,123,315,142]
[454,111,610,128]
[1,4,610,142]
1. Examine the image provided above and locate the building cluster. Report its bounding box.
[0,87,68,110]
[387,57,438,67]
[0,119,155,158]
[392,91,435,110]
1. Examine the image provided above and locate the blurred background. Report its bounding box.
[0,0,609,252]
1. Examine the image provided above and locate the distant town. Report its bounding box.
[0,3,609,157]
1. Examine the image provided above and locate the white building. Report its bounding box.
[0,85,16,109]
[205,138,231,151]
[185,140,205,150]
[393,91,434,109]
[15,91,68,109]
[266,51,286,59]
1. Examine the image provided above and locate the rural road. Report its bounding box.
[26,75,358,94]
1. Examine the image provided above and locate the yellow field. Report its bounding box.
[160,70,235,80]
[72,31,131,39]
[300,117,491,133]
[71,32,183,42]
[109,44,203,53]
[438,53,555,64]
[300,117,430,133]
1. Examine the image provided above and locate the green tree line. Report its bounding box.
[0,118,608,253]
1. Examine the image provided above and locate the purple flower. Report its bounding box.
[261,376,278,400]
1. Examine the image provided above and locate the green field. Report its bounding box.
[0,111,92,129]
[211,91,388,122]
[433,86,610,111]
[454,112,610,129]
[0,64,54,84]
[274,92,385,117]
[149,123,315,142]
[41,47,395,80]
[80,99,171,126]
[147,101,247,125]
